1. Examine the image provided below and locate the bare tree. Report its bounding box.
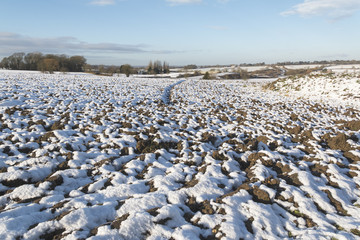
[7,52,25,70]
[38,58,59,73]
[24,52,43,70]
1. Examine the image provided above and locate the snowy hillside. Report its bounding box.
[0,70,360,239]
[265,72,360,109]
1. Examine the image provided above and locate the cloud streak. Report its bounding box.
[90,0,116,6]
[89,0,228,6]
[282,0,360,19]
[0,32,174,56]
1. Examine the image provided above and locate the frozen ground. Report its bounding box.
[0,70,360,240]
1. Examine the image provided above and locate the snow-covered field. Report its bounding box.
[0,70,360,240]
[326,65,360,74]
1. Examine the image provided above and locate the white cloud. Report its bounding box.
[166,0,202,5]
[282,0,360,19]
[90,0,116,6]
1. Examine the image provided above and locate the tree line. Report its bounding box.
[0,52,86,73]
[87,60,170,77]
[0,53,172,78]
[277,60,360,66]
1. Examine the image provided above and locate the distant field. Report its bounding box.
[0,69,359,239]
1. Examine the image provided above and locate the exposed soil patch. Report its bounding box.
[136,138,178,153]
[325,133,352,152]
[111,213,130,229]
[39,228,66,240]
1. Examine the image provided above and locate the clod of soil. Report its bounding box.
[56,161,69,171]
[39,228,66,240]
[200,200,215,214]
[122,122,132,129]
[136,139,177,153]
[46,175,64,189]
[290,113,299,122]
[326,133,352,152]
[212,150,228,161]
[286,173,303,187]
[251,186,271,204]
[186,197,215,215]
[287,125,303,135]
[51,200,70,213]
[37,132,56,143]
[146,207,160,217]
[1,179,28,188]
[154,217,172,225]
[344,151,360,163]
[345,120,360,131]
[256,136,270,144]
[200,132,218,145]
[50,121,64,130]
[245,217,254,234]
[184,177,199,188]
[274,162,292,174]
[310,164,328,177]
[323,190,349,216]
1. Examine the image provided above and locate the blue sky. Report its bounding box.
[1,0,360,66]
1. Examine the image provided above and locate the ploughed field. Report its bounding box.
[0,71,360,240]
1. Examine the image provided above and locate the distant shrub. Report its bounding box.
[177,70,202,79]
[120,64,134,77]
[251,67,282,78]
[239,69,249,80]
[203,71,211,80]
[223,68,249,80]
[202,71,216,80]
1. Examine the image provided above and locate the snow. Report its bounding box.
[326,64,360,73]
[283,64,324,70]
[0,100,24,107]
[0,69,360,239]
